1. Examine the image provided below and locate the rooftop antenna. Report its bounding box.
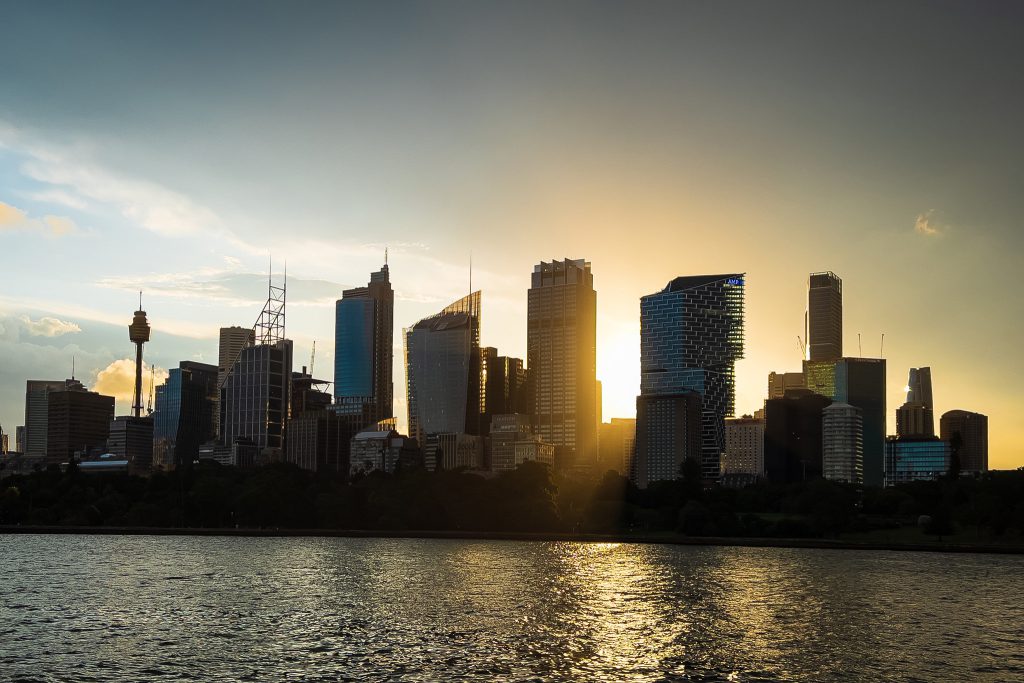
[469,250,473,295]
[71,355,75,381]
[385,246,388,266]
[310,340,316,376]
[858,333,862,358]
[880,333,885,358]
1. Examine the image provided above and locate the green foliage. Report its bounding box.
[0,464,1022,542]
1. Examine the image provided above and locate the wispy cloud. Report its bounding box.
[0,200,78,237]
[97,267,346,307]
[0,120,227,240]
[914,209,942,237]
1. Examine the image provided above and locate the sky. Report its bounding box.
[1,1,1021,468]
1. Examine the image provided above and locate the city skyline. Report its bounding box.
[1,2,1021,468]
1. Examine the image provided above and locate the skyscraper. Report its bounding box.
[636,274,746,482]
[405,291,483,469]
[23,380,70,458]
[822,402,863,484]
[334,262,394,430]
[46,382,115,464]
[482,347,529,432]
[806,271,842,361]
[527,259,597,471]
[598,417,636,476]
[219,274,292,462]
[218,326,255,389]
[804,357,886,487]
[153,361,219,468]
[940,409,988,474]
[907,367,934,408]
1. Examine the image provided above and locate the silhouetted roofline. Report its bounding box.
[663,273,744,293]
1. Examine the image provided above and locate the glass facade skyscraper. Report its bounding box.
[153,361,218,468]
[884,437,950,486]
[527,259,598,471]
[636,273,745,482]
[334,263,394,430]
[220,339,293,458]
[405,291,483,452]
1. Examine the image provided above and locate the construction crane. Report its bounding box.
[147,364,156,415]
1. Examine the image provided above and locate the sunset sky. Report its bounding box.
[1,1,1021,467]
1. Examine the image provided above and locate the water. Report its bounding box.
[0,535,1021,682]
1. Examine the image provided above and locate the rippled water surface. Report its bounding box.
[1,535,1022,681]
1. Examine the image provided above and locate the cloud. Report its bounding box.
[18,315,81,337]
[0,122,225,239]
[92,358,168,411]
[0,200,78,237]
[97,268,346,307]
[914,210,941,237]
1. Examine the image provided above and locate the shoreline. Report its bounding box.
[2,525,1022,555]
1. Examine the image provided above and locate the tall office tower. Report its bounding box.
[527,259,598,471]
[940,410,988,473]
[220,274,292,462]
[405,291,483,469]
[482,348,529,432]
[334,262,394,430]
[598,417,636,476]
[0,425,7,455]
[822,402,863,484]
[636,274,746,482]
[216,326,254,438]
[907,367,934,407]
[806,271,842,361]
[764,390,831,483]
[218,326,255,388]
[128,296,151,417]
[804,357,886,487]
[152,361,219,468]
[722,415,765,478]
[16,426,24,454]
[46,382,115,465]
[23,380,70,458]
[768,371,805,399]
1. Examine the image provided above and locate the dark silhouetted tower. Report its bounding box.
[806,272,842,361]
[128,293,151,418]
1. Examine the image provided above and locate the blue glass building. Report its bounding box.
[334,263,394,430]
[153,361,218,467]
[636,274,745,483]
[884,437,950,486]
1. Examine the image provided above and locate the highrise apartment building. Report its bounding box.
[527,259,597,471]
[635,274,745,483]
[806,271,842,361]
[334,262,394,430]
[822,402,863,484]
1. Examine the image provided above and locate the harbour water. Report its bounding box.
[1,535,1021,681]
